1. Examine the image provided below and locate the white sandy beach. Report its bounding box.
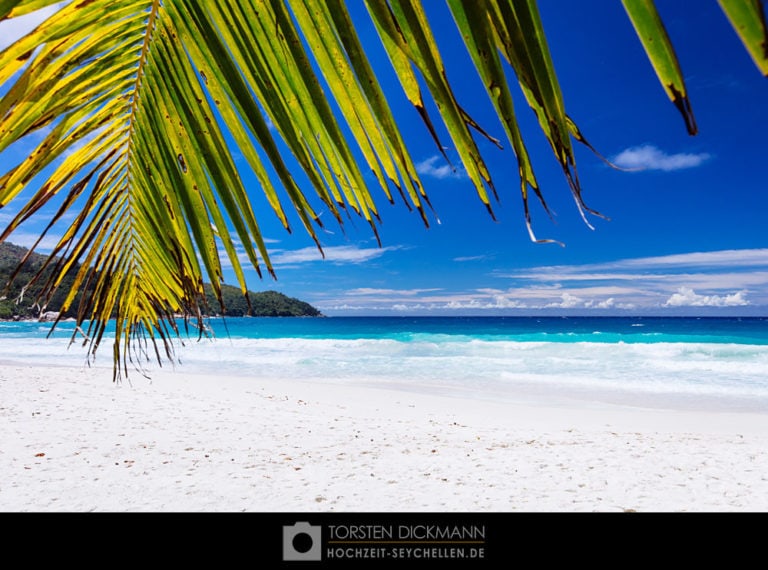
[2,359,768,513]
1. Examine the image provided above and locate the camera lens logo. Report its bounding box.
[283,522,322,561]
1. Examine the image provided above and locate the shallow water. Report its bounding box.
[2,316,767,412]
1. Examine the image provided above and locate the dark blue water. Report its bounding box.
[199,316,768,345]
[3,316,767,344]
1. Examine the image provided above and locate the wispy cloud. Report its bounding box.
[415,156,465,179]
[506,249,768,279]
[308,248,768,314]
[270,245,399,266]
[320,286,634,313]
[327,249,767,313]
[505,271,768,294]
[497,248,768,310]
[346,287,441,296]
[612,144,711,172]
[218,244,397,269]
[453,254,493,262]
[613,249,768,269]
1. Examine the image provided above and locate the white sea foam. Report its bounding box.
[3,333,766,412]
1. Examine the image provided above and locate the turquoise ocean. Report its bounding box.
[2,316,767,412]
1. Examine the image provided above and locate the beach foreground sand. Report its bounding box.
[2,362,768,512]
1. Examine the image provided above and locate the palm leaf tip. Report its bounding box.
[621,0,698,135]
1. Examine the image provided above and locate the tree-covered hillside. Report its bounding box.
[202,285,321,317]
[0,243,321,319]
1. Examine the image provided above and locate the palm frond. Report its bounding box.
[718,0,768,76]
[0,0,765,378]
[622,0,698,135]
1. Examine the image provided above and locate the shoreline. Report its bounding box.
[2,362,768,512]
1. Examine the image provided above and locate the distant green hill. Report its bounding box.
[0,242,321,319]
[202,285,322,317]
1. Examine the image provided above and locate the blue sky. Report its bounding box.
[1,2,767,316]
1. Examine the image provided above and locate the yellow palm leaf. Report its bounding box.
[0,0,764,378]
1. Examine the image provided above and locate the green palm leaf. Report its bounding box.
[0,0,764,379]
[718,0,768,76]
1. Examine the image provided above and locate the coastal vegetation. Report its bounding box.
[0,243,320,320]
[0,1,764,377]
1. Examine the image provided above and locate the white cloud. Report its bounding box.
[270,245,399,265]
[585,298,615,309]
[492,248,768,310]
[322,286,642,313]
[393,303,428,311]
[444,296,527,310]
[664,287,749,307]
[321,247,768,314]
[415,156,465,179]
[546,293,583,309]
[0,2,70,50]
[612,144,711,172]
[6,232,62,253]
[489,295,527,309]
